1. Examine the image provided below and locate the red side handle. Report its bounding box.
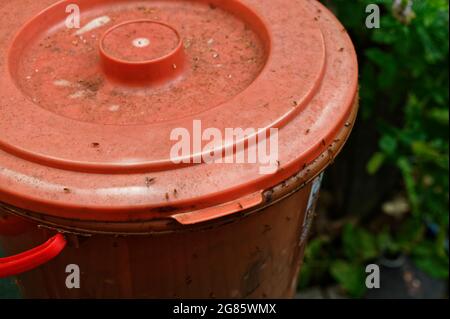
[0,234,66,278]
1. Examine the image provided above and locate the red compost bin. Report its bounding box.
[0,0,358,298]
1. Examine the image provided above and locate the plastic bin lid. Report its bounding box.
[0,0,358,223]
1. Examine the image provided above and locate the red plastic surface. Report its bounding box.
[0,0,358,222]
[0,234,66,278]
[0,212,35,236]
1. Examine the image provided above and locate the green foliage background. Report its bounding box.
[300,0,449,297]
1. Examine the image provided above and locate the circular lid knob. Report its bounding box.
[99,20,185,85]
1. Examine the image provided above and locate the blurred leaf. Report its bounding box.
[412,241,449,279]
[377,229,400,254]
[330,260,367,298]
[397,157,420,215]
[299,237,331,289]
[379,135,398,156]
[416,26,443,63]
[428,108,449,125]
[367,152,387,175]
[412,141,440,158]
[365,48,398,88]
[396,218,425,252]
[343,224,378,261]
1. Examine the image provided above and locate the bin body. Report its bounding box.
[0,182,315,299]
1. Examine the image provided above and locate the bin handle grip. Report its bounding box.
[0,234,66,278]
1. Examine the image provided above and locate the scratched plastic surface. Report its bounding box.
[0,0,358,222]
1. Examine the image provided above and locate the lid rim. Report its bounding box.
[0,93,359,224]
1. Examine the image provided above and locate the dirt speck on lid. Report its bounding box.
[145,177,156,187]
